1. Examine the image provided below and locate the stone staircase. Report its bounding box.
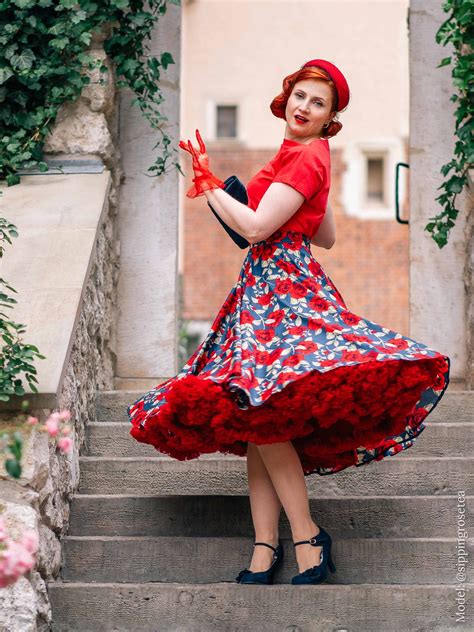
[47,388,473,631]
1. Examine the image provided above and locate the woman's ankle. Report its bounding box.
[291,519,320,541]
[254,531,279,546]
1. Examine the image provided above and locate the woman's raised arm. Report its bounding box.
[205,182,306,244]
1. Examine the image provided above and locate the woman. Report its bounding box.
[127,59,450,586]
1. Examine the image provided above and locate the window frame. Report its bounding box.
[341,138,407,220]
[206,98,241,142]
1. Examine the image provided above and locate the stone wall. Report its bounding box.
[0,36,119,632]
[0,187,118,630]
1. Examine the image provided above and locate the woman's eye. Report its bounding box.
[295,94,322,106]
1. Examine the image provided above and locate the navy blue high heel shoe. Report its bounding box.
[291,526,336,585]
[235,540,284,584]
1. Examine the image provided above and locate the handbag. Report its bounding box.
[206,175,250,249]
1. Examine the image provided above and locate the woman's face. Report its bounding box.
[284,79,335,142]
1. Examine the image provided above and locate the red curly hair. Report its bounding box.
[270,67,343,139]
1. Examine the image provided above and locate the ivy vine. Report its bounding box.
[430,0,473,248]
[0,0,182,185]
[0,0,181,401]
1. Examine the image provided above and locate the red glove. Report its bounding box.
[178,129,225,198]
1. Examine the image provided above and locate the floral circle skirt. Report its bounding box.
[127,230,450,476]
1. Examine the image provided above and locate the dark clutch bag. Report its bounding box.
[207,175,250,249]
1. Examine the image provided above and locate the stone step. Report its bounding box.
[67,494,473,538]
[96,386,168,423]
[95,388,474,424]
[85,420,474,458]
[60,535,473,585]
[48,582,471,632]
[78,455,474,496]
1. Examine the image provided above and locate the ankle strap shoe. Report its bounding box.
[291,526,336,585]
[235,540,284,584]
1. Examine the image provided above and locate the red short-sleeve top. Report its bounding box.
[246,137,330,238]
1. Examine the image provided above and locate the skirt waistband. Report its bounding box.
[250,230,312,247]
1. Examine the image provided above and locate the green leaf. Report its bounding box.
[10,49,36,72]
[0,67,14,85]
[120,59,140,74]
[5,458,21,479]
[446,178,464,194]
[50,37,70,51]
[71,10,87,23]
[160,52,175,70]
[6,174,20,186]
[48,22,65,35]
[4,45,18,61]
[13,0,36,7]
[79,32,92,46]
[437,56,451,67]
[147,57,161,79]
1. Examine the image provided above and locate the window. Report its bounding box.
[341,139,406,220]
[366,156,386,207]
[216,105,237,138]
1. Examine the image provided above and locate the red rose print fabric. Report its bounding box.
[128,230,450,476]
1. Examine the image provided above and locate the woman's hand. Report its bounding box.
[178,129,225,199]
[178,128,209,174]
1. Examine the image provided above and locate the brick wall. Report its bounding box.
[182,142,410,337]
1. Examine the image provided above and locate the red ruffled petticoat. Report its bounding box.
[128,230,450,476]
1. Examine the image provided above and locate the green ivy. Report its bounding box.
[0,218,46,402]
[429,0,473,248]
[0,0,181,401]
[2,430,23,479]
[0,0,182,185]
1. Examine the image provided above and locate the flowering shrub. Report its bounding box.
[0,407,73,587]
[0,515,39,589]
[1,408,73,479]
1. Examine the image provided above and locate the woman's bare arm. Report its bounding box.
[204,182,306,243]
[311,202,336,249]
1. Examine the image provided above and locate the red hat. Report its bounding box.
[301,59,350,112]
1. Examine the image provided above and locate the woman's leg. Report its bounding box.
[246,441,282,571]
[255,440,322,573]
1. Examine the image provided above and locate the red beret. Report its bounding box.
[301,59,350,112]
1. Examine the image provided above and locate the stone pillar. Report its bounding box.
[409,0,472,386]
[116,4,181,389]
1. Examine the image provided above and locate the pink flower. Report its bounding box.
[20,530,39,555]
[58,410,71,422]
[25,416,38,426]
[44,416,60,437]
[0,520,38,588]
[57,437,73,454]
